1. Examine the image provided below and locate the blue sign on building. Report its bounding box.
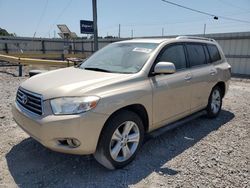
[80,20,94,34]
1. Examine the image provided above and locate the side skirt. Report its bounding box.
[146,110,207,139]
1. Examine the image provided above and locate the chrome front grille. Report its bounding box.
[16,88,43,115]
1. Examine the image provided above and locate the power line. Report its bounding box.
[100,15,250,33]
[219,15,250,24]
[45,0,72,37]
[100,20,249,37]
[161,0,250,24]
[100,9,250,31]
[33,0,48,38]
[161,0,216,17]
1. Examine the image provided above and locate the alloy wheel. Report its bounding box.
[211,89,221,114]
[109,121,140,162]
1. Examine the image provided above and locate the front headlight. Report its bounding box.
[50,96,100,115]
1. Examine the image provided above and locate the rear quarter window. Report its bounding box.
[207,44,221,62]
[204,45,211,63]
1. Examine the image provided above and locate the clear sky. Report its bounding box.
[0,0,250,38]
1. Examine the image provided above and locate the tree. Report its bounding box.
[0,27,14,36]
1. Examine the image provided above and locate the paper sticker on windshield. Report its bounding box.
[133,47,152,53]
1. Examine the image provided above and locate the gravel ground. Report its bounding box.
[0,67,249,188]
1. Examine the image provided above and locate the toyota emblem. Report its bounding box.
[21,94,28,104]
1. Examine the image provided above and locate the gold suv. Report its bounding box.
[12,36,231,169]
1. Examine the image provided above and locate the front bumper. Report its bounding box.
[12,102,108,155]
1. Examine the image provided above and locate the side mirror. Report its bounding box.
[29,69,48,77]
[154,62,176,74]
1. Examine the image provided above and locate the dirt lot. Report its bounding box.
[0,67,249,188]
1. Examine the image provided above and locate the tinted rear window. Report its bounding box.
[207,44,221,62]
[186,44,206,67]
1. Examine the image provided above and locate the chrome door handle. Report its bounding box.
[210,69,216,75]
[185,74,192,81]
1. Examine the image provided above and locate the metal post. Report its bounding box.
[203,24,206,36]
[4,43,8,54]
[41,40,45,54]
[81,37,84,54]
[91,41,94,53]
[67,59,70,67]
[18,64,23,77]
[118,24,121,38]
[72,39,75,54]
[92,0,98,51]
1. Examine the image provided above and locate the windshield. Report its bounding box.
[80,42,158,74]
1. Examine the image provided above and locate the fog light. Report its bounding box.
[66,138,81,148]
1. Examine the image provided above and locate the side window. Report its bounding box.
[186,44,206,67]
[158,44,186,70]
[207,44,221,62]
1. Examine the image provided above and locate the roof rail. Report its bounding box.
[176,36,215,42]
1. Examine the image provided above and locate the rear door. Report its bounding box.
[185,43,216,112]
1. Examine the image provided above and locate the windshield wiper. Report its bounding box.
[84,67,111,73]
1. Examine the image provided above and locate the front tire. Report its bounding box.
[94,110,144,169]
[207,86,222,118]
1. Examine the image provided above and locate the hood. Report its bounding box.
[21,67,133,100]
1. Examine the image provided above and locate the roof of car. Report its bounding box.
[118,38,174,44]
[117,36,216,44]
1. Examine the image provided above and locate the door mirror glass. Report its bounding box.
[154,62,176,74]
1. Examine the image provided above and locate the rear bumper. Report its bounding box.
[12,102,108,155]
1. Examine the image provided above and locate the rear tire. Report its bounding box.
[94,110,144,170]
[206,86,222,118]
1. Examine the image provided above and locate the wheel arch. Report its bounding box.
[96,104,149,149]
[214,81,226,98]
[105,104,149,132]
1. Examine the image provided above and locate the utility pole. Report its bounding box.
[162,27,164,36]
[92,0,98,51]
[131,29,134,38]
[118,24,121,38]
[203,24,206,36]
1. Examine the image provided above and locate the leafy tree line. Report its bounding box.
[0,27,15,36]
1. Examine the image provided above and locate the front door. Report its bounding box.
[150,44,192,128]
